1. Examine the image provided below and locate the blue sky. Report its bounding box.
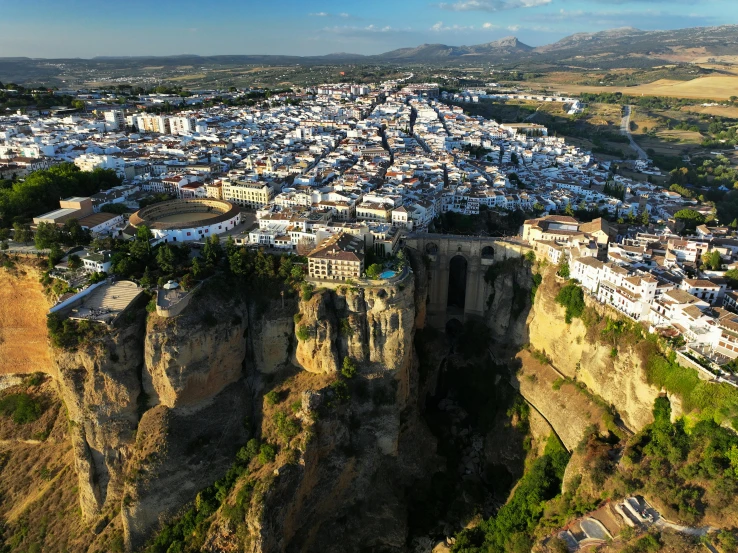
[1,0,736,58]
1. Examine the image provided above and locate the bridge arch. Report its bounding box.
[405,233,533,330]
[447,254,468,311]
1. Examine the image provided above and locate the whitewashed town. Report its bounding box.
[1,80,737,379]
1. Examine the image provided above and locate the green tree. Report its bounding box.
[34,222,59,249]
[12,222,32,243]
[641,209,650,226]
[555,282,584,323]
[674,208,705,227]
[202,234,222,266]
[341,357,357,379]
[156,245,175,274]
[191,257,202,279]
[62,218,87,245]
[365,263,383,279]
[557,261,570,279]
[140,266,153,287]
[702,250,722,271]
[68,254,81,270]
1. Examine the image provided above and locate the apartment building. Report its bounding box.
[133,114,171,134]
[307,232,365,281]
[169,116,196,136]
[222,180,275,209]
[104,109,126,131]
[356,201,391,223]
[679,279,724,306]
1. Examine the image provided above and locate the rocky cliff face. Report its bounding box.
[524,269,678,432]
[1,252,696,552]
[144,302,249,408]
[295,283,416,379]
[235,277,443,553]
[54,318,145,521]
[50,280,296,551]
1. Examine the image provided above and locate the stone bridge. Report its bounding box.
[406,233,533,329]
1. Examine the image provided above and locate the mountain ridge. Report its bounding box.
[2,24,738,80]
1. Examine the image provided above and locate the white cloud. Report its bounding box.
[430,21,476,31]
[439,0,550,12]
[507,24,521,31]
[482,22,499,28]
[310,11,356,19]
[323,24,408,35]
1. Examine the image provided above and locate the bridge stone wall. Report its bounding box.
[406,233,533,328]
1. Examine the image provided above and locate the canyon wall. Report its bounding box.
[524,269,680,432]
[49,279,295,551]
[238,277,443,552]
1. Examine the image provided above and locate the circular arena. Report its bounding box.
[129,199,241,243]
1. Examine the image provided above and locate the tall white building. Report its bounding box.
[169,117,196,136]
[104,110,126,131]
[74,154,125,177]
[132,114,171,134]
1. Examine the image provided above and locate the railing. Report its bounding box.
[49,281,107,314]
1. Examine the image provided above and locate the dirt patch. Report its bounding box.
[0,266,52,376]
[0,379,116,552]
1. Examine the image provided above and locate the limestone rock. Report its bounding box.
[144,303,248,408]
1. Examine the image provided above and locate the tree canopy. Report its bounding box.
[0,163,121,229]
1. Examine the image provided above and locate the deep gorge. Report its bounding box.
[0,250,737,553]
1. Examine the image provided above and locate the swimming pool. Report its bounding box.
[379,270,396,279]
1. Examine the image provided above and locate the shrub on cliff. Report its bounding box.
[453,434,569,553]
[264,391,280,406]
[46,312,105,350]
[258,443,276,464]
[296,325,311,341]
[273,411,300,443]
[556,261,570,279]
[341,357,357,379]
[555,283,584,323]
[0,393,43,424]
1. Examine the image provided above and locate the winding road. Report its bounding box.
[620,105,650,161]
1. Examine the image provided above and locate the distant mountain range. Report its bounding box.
[74,25,738,65]
[2,24,738,84]
[366,25,738,66]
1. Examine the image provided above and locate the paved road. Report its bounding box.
[620,105,650,161]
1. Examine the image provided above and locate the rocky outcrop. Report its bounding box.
[51,282,270,548]
[236,275,444,553]
[295,281,416,381]
[144,301,248,408]
[122,381,250,550]
[485,260,534,347]
[54,319,145,520]
[249,302,294,374]
[513,351,609,451]
[524,270,677,431]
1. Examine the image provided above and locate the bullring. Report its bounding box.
[128,198,241,243]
